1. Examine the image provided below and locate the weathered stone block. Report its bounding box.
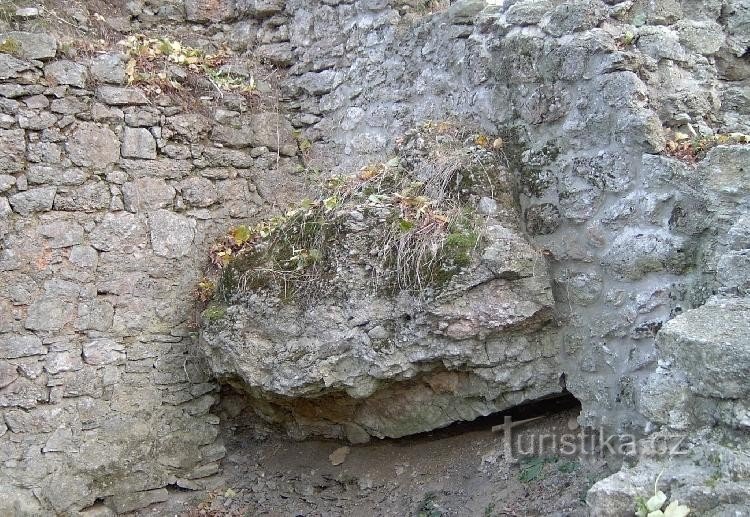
[96,86,149,106]
[178,177,218,208]
[122,178,175,211]
[89,212,147,252]
[657,296,750,399]
[38,220,84,248]
[0,31,57,60]
[53,182,110,212]
[83,339,125,365]
[0,129,26,174]
[148,210,196,258]
[25,297,75,331]
[0,334,45,359]
[89,53,126,85]
[44,60,88,88]
[66,123,120,168]
[121,127,157,160]
[9,187,56,215]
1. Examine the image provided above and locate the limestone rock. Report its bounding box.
[657,296,750,399]
[38,220,84,248]
[0,335,45,359]
[0,31,57,60]
[67,123,120,168]
[148,209,196,258]
[9,187,56,215]
[250,111,296,151]
[200,129,560,440]
[44,60,88,89]
[121,127,157,160]
[89,54,126,85]
[25,297,75,331]
[122,178,175,212]
[89,212,147,252]
[96,86,149,106]
[82,339,124,365]
[179,177,218,208]
[0,129,26,174]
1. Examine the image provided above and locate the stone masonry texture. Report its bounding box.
[0,0,749,513]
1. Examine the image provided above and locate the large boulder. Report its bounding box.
[200,124,563,441]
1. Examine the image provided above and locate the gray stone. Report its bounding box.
[657,296,750,399]
[250,111,296,151]
[124,109,159,128]
[718,250,750,294]
[27,141,62,162]
[540,0,607,37]
[121,127,157,159]
[89,212,147,252]
[27,165,88,186]
[9,187,56,215]
[0,174,15,192]
[525,203,561,235]
[148,209,196,258]
[505,0,555,25]
[555,269,603,306]
[210,124,253,148]
[66,123,120,168]
[239,0,285,17]
[82,339,124,365]
[727,214,750,250]
[676,20,725,55]
[0,31,57,60]
[44,60,88,89]
[76,300,114,332]
[15,7,40,18]
[601,228,694,280]
[179,177,218,208]
[25,297,75,331]
[0,361,19,388]
[53,182,110,212]
[558,176,605,224]
[96,86,149,106]
[122,178,175,212]
[89,54,126,85]
[46,351,83,374]
[69,245,98,269]
[0,334,45,359]
[38,220,84,248]
[17,110,57,130]
[185,0,234,21]
[0,129,26,174]
[110,488,168,513]
[0,197,11,219]
[256,43,294,66]
[0,53,32,80]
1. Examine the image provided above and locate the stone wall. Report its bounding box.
[1,0,748,513]
[0,5,309,513]
[275,0,749,432]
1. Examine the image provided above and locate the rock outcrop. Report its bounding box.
[588,296,750,516]
[200,125,563,440]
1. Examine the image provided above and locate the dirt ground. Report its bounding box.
[137,398,615,517]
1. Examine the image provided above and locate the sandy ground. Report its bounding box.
[137,397,615,517]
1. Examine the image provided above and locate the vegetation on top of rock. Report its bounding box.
[207,121,506,303]
[120,34,257,99]
[664,130,750,164]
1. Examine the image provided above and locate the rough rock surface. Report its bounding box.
[200,129,561,440]
[0,0,748,513]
